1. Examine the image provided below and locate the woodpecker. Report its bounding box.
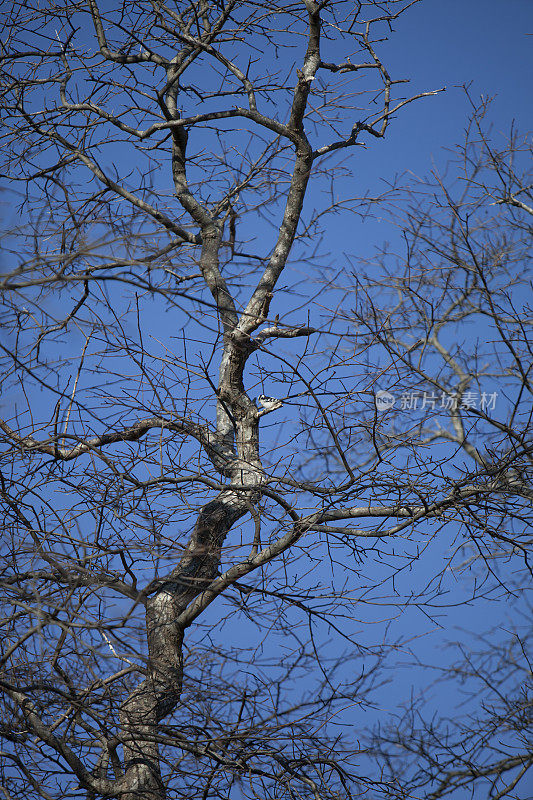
[257,394,283,412]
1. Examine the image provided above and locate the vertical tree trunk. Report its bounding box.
[118,495,249,797]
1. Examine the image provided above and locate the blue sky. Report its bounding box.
[370,0,531,162]
[307,0,532,271]
[1,1,531,796]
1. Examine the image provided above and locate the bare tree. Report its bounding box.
[0,2,530,800]
[341,91,533,799]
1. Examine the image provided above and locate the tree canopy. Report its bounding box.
[0,2,531,799]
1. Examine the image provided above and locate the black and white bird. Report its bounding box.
[257,394,283,412]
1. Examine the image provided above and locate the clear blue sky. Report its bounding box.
[2,2,531,795]
[312,0,532,266]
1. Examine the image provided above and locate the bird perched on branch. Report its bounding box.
[257,394,283,412]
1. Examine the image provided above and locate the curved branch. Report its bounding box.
[0,416,235,474]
